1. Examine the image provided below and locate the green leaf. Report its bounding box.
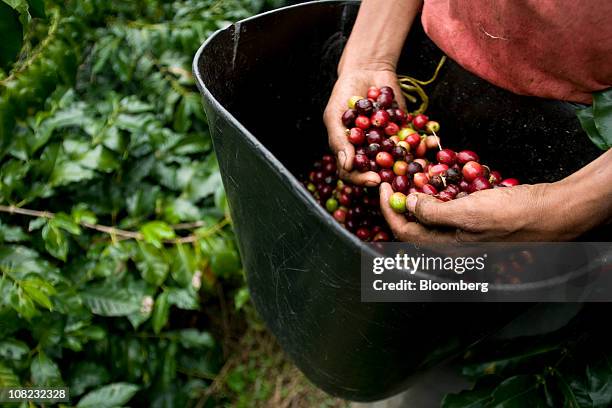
[78,145,119,173]
[69,361,111,397]
[52,212,82,235]
[30,352,62,386]
[488,375,547,407]
[134,242,169,286]
[71,204,97,225]
[576,106,608,150]
[77,382,139,408]
[0,362,20,387]
[166,287,199,310]
[141,220,175,248]
[0,221,28,242]
[177,329,215,349]
[442,376,499,408]
[152,291,169,334]
[21,277,56,309]
[50,161,95,187]
[42,221,69,261]
[585,350,612,407]
[9,283,38,319]
[234,287,250,310]
[592,88,612,148]
[81,286,140,316]
[211,248,240,278]
[0,339,29,361]
[171,243,196,286]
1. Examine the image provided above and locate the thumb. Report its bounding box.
[406,193,461,228]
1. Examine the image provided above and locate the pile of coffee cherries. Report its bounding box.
[304,154,392,242]
[342,86,519,215]
[303,85,519,241]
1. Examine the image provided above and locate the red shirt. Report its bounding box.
[421,0,612,104]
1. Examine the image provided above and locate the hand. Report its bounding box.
[323,69,405,186]
[379,180,602,243]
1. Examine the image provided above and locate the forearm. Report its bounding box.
[554,149,612,234]
[339,0,422,74]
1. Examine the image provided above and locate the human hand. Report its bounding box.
[379,180,604,243]
[324,69,405,186]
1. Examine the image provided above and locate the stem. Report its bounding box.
[0,204,229,244]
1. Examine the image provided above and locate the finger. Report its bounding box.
[379,183,457,244]
[406,193,469,229]
[390,82,408,111]
[339,167,381,187]
[325,110,354,173]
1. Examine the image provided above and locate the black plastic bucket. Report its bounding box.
[193,1,607,401]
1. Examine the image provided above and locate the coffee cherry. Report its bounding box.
[355,99,374,116]
[379,169,395,183]
[429,175,444,190]
[381,138,395,152]
[413,114,429,129]
[325,197,339,212]
[392,175,410,193]
[429,163,449,177]
[397,141,410,152]
[437,191,454,202]
[322,154,334,164]
[470,176,492,192]
[409,187,422,194]
[380,86,394,97]
[323,161,336,175]
[405,133,421,149]
[393,161,408,176]
[398,127,416,141]
[445,168,461,184]
[414,158,428,169]
[459,180,470,191]
[462,161,484,182]
[499,178,520,187]
[333,209,347,223]
[456,150,479,164]
[394,109,407,124]
[353,186,364,197]
[348,96,363,109]
[384,122,400,136]
[355,146,367,155]
[391,145,407,161]
[339,193,352,206]
[348,128,365,145]
[345,219,356,231]
[366,143,382,158]
[407,161,423,176]
[354,154,370,172]
[456,191,469,199]
[369,160,379,172]
[415,139,427,157]
[444,184,460,197]
[425,135,441,150]
[356,227,371,241]
[366,128,384,144]
[389,135,400,144]
[425,120,440,133]
[413,172,430,188]
[342,109,357,127]
[367,87,381,100]
[377,92,394,109]
[371,110,390,127]
[385,109,397,123]
[436,149,456,166]
[489,170,502,185]
[307,183,316,193]
[422,184,438,195]
[355,115,371,129]
[375,151,394,168]
[372,231,391,242]
[389,192,407,213]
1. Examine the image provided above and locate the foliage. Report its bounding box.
[576,88,612,150]
[0,0,272,406]
[443,305,612,408]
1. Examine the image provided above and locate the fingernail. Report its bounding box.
[407,194,418,213]
[365,180,378,187]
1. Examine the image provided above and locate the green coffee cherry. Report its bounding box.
[325,197,339,213]
[389,192,407,213]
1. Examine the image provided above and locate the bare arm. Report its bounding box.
[324,0,422,186]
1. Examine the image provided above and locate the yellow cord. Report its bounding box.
[397,55,447,114]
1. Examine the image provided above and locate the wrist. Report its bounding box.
[339,54,397,76]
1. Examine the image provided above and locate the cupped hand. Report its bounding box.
[324,69,405,186]
[379,181,592,243]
